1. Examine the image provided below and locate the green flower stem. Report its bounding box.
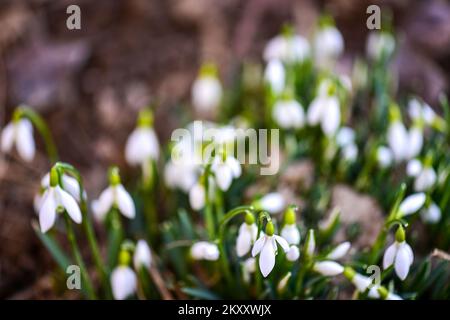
[107,208,124,269]
[204,164,215,239]
[55,162,110,296]
[215,188,224,223]
[217,206,254,284]
[18,107,58,162]
[63,212,97,299]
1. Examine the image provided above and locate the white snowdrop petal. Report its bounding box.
[403,243,414,266]
[134,240,152,270]
[192,77,222,112]
[388,122,408,162]
[336,127,355,147]
[407,128,423,160]
[377,146,393,168]
[62,175,82,201]
[406,159,422,177]
[352,274,372,292]
[39,189,57,233]
[251,236,266,257]
[259,192,285,214]
[399,193,426,216]
[259,239,276,277]
[111,266,137,300]
[115,184,136,219]
[215,164,233,191]
[57,187,82,224]
[383,243,397,269]
[327,242,351,260]
[421,203,441,224]
[313,261,344,276]
[394,245,411,280]
[321,97,340,136]
[281,225,300,245]
[16,119,35,162]
[226,156,242,178]
[307,98,323,126]
[264,59,285,94]
[414,168,436,192]
[189,183,205,211]
[236,224,254,257]
[1,122,15,152]
[274,235,290,252]
[92,187,114,221]
[286,245,300,261]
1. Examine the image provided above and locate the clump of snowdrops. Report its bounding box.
[1,18,449,300]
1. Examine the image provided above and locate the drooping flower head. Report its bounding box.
[281,206,300,245]
[191,63,223,114]
[92,167,136,221]
[313,16,344,69]
[111,248,137,300]
[383,226,414,280]
[191,241,220,261]
[133,239,152,271]
[1,108,35,162]
[236,212,258,257]
[263,26,310,64]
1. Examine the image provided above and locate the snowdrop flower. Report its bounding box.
[191,63,222,113]
[133,240,152,270]
[313,25,344,69]
[1,116,35,162]
[251,221,289,277]
[286,245,300,262]
[39,167,82,233]
[263,33,310,64]
[92,167,135,221]
[211,154,241,191]
[41,173,85,202]
[343,267,373,293]
[307,85,341,137]
[272,98,305,129]
[111,250,137,300]
[420,202,441,224]
[377,146,393,168]
[264,59,285,94]
[383,226,414,280]
[407,158,436,192]
[326,241,351,260]
[256,192,285,214]
[242,257,256,283]
[125,109,159,167]
[313,261,344,276]
[398,193,426,217]
[191,241,219,261]
[408,98,442,129]
[304,229,316,258]
[387,119,409,162]
[366,32,395,61]
[336,127,355,147]
[342,143,358,162]
[236,213,258,257]
[277,272,292,293]
[189,182,206,211]
[164,160,198,192]
[281,207,300,245]
[368,286,402,300]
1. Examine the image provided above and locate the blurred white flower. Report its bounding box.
[281,224,300,245]
[191,241,219,261]
[39,185,82,233]
[407,159,436,192]
[406,159,422,177]
[164,160,198,192]
[242,257,256,283]
[272,99,305,129]
[264,59,285,94]
[211,155,241,191]
[1,118,35,162]
[125,126,159,166]
[133,240,152,270]
[377,146,393,168]
[420,202,441,224]
[92,179,136,221]
[342,143,358,162]
[236,222,258,257]
[286,245,300,262]
[398,193,426,217]
[192,70,222,113]
[313,261,344,276]
[366,32,395,61]
[277,272,292,293]
[313,26,344,69]
[368,285,402,300]
[41,173,86,203]
[387,120,409,162]
[336,127,355,147]
[408,98,437,126]
[326,241,351,260]
[263,34,310,64]
[252,223,289,277]
[189,183,206,211]
[351,273,373,292]
[111,266,137,300]
[258,192,285,214]
[305,229,316,257]
[307,94,340,137]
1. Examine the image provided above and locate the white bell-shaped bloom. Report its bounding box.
[398,193,426,217]
[111,266,137,300]
[242,257,256,283]
[305,229,316,257]
[377,146,393,168]
[286,245,300,261]
[366,32,395,61]
[164,160,198,193]
[420,202,441,224]
[39,185,82,233]
[133,240,152,270]
[406,159,422,177]
[342,143,358,162]
[307,95,340,136]
[190,241,219,261]
[313,26,344,69]
[408,98,437,126]
[326,241,351,260]
[92,183,136,221]
[406,127,423,160]
[336,127,355,148]
[414,167,437,192]
[264,59,285,94]
[189,183,206,211]
[387,120,409,162]
[192,76,222,113]
[263,34,310,64]
[313,261,344,276]
[281,224,300,245]
[352,274,373,292]
[211,155,241,191]
[125,126,159,166]
[41,173,85,203]
[258,192,285,214]
[383,240,414,280]
[252,231,289,277]
[236,222,258,257]
[1,118,35,162]
[272,99,305,129]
